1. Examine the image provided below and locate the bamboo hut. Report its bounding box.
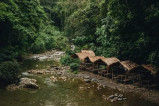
[140,64,157,86]
[119,60,140,83]
[72,53,88,62]
[72,50,95,61]
[81,50,95,56]
[84,56,106,73]
[101,57,121,78]
[72,50,95,70]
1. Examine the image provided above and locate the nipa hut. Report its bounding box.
[84,56,106,73]
[119,60,140,83]
[81,50,95,56]
[72,50,95,70]
[100,57,121,78]
[72,50,95,62]
[140,64,157,86]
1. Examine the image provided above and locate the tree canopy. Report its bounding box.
[0,0,159,73]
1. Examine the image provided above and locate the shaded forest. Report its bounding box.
[0,0,159,83]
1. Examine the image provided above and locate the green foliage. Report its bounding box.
[73,70,78,74]
[60,55,80,66]
[70,63,79,71]
[0,61,20,84]
[54,0,159,68]
[53,35,69,51]
[65,49,75,55]
[0,0,47,50]
[30,37,46,53]
[0,46,20,62]
[60,55,72,66]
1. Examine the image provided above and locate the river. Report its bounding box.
[0,59,157,106]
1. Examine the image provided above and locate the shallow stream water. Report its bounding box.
[0,59,158,106]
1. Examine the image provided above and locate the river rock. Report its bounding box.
[107,93,127,102]
[22,82,39,89]
[107,95,115,100]
[7,78,39,90]
[84,76,90,79]
[84,79,91,83]
[19,78,39,89]
[7,84,19,91]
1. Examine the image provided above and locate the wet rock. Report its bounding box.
[108,95,115,100]
[84,79,91,83]
[7,78,39,90]
[28,70,45,74]
[22,82,39,89]
[123,98,128,100]
[107,93,127,102]
[7,84,19,91]
[118,94,124,98]
[117,98,123,101]
[37,71,44,74]
[57,72,62,76]
[50,76,58,82]
[84,76,90,79]
[114,93,118,97]
[83,76,91,83]
[19,78,39,89]
[22,72,30,76]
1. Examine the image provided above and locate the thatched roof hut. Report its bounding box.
[102,57,120,67]
[141,64,156,74]
[120,60,140,72]
[72,53,88,62]
[72,50,95,62]
[81,50,95,56]
[86,56,105,63]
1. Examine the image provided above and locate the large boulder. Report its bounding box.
[19,78,39,89]
[7,78,39,90]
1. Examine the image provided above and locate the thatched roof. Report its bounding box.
[102,57,120,66]
[87,56,106,63]
[81,50,95,56]
[141,64,156,74]
[120,60,139,71]
[72,50,95,62]
[72,53,88,62]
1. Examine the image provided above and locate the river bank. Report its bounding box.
[20,50,159,105]
[26,65,159,105]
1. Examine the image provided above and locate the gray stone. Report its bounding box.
[84,79,91,83]
[23,82,39,89]
[19,78,39,89]
[84,76,90,79]
[108,95,115,99]
[117,98,123,101]
[123,98,128,100]
[118,94,124,98]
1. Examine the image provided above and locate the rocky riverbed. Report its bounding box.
[10,50,159,105]
[7,78,39,90]
[24,50,65,61]
[12,64,158,104]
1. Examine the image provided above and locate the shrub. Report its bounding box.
[60,55,80,66]
[65,49,75,55]
[30,37,46,53]
[0,61,21,84]
[60,55,72,66]
[70,63,79,71]
[53,35,69,50]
